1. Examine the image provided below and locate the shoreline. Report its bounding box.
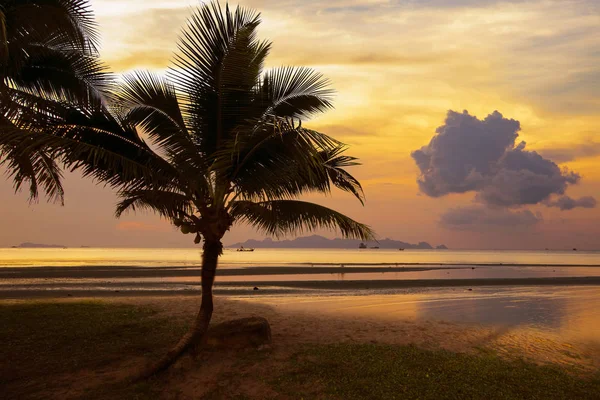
[0,265,449,279]
[3,261,600,270]
[2,277,600,299]
[2,263,600,278]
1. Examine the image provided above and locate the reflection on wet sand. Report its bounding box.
[237,286,600,370]
[241,286,600,339]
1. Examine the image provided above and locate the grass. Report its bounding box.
[274,344,600,400]
[0,301,186,399]
[1,301,599,399]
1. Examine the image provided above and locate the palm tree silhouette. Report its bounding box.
[12,1,374,375]
[0,0,106,201]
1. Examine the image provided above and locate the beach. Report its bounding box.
[2,264,600,366]
[2,248,600,398]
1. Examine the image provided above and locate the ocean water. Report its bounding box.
[1,247,600,267]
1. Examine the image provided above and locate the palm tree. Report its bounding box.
[18,1,374,376]
[0,0,107,202]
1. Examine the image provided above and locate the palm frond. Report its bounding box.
[50,117,179,191]
[214,118,364,202]
[0,117,64,202]
[322,145,364,204]
[6,46,109,107]
[117,71,202,165]
[3,0,99,55]
[115,188,194,219]
[170,0,269,154]
[257,66,334,120]
[230,200,374,240]
[2,96,179,192]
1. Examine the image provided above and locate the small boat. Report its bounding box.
[358,243,367,249]
[237,246,255,252]
[370,246,380,249]
[398,248,404,251]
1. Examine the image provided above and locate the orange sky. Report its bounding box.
[1,0,599,249]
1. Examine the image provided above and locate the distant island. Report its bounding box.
[228,235,448,250]
[13,242,67,249]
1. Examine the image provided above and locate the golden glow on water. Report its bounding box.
[2,248,600,267]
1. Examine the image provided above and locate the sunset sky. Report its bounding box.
[1,0,599,249]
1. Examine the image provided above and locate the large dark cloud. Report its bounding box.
[412,110,594,210]
[440,206,541,231]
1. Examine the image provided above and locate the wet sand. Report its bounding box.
[0,265,449,279]
[2,277,600,299]
[3,263,600,300]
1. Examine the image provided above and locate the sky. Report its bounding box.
[1,0,600,249]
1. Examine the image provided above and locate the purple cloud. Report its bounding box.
[412,110,594,209]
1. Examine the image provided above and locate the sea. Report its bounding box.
[2,247,600,268]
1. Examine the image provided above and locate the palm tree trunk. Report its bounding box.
[134,238,222,380]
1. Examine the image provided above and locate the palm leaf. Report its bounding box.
[256,66,334,120]
[170,1,268,155]
[116,71,201,166]
[3,0,99,54]
[0,117,64,202]
[7,46,109,107]
[2,98,179,192]
[230,200,374,240]
[115,188,194,219]
[215,118,364,202]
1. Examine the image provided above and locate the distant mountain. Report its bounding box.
[14,242,66,249]
[228,235,447,250]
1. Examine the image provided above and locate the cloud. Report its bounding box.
[476,145,581,207]
[412,110,594,209]
[412,110,519,197]
[544,196,597,211]
[539,141,600,163]
[440,206,541,231]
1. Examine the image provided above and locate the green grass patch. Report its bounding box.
[0,301,186,399]
[274,344,600,400]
